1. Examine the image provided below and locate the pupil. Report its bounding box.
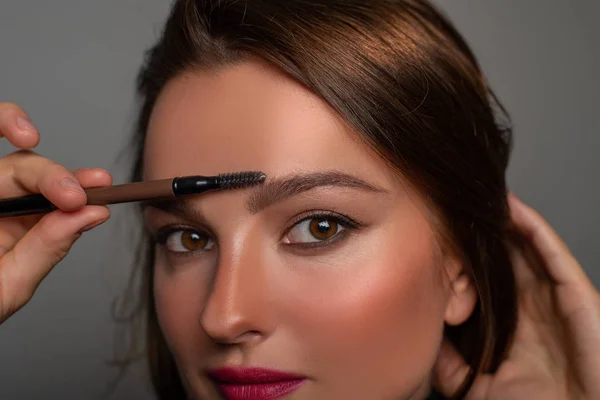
[317,220,331,233]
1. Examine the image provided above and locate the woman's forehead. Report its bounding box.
[142,61,398,191]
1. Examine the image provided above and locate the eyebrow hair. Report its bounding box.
[141,171,387,218]
[246,171,388,213]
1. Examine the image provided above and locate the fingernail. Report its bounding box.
[59,178,85,194]
[16,116,36,132]
[79,218,107,233]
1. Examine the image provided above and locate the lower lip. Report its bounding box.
[216,379,306,400]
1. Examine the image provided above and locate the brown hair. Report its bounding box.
[118,0,517,398]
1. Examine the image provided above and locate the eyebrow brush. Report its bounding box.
[0,171,266,218]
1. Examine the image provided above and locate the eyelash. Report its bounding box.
[150,210,363,258]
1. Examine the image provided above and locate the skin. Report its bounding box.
[0,63,598,399]
[142,60,476,399]
[0,103,110,323]
[434,193,600,399]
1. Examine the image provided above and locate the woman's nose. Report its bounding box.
[199,236,276,346]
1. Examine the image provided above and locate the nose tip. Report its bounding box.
[201,291,266,345]
[199,244,275,346]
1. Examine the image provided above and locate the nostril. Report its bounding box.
[210,330,263,347]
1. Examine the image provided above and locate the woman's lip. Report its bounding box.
[207,367,306,384]
[207,368,307,400]
[213,380,305,400]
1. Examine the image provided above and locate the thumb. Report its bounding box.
[433,340,489,399]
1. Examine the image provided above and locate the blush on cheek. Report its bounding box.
[279,225,448,396]
[331,265,442,389]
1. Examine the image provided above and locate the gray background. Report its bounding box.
[0,1,598,399]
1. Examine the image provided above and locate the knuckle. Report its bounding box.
[50,244,71,264]
[34,228,76,265]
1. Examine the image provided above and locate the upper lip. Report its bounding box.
[207,367,306,384]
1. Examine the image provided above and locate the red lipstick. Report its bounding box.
[207,367,306,400]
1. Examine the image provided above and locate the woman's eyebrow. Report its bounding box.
[141,171,388,219]
[246,171,388,213]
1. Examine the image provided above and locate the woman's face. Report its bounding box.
[143,59,476,400]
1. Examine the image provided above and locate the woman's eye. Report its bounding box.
[284,217,344,244]
[160,229,215,253]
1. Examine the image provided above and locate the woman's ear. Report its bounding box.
[443,258,478,326]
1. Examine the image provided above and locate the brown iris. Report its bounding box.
[181,231,209,251]
[309,219,339,240]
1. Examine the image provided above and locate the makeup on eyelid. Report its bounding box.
[142,186,400,266]
[149,208,364,258]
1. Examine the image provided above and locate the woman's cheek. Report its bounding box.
[276,223,448,391]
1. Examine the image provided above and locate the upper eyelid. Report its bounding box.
[143,205,210,229]
[287,210,360,228]
[144,212,215,236]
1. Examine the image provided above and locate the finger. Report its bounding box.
[0,102,40,148]
[3,150,87,211]
[0,167,112,253]
[72,168,113,188]
[432,340,491,400]
[508,229,553,293]
[508,193,590,287]
[507,231,541,290]
[0,205,110,322]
